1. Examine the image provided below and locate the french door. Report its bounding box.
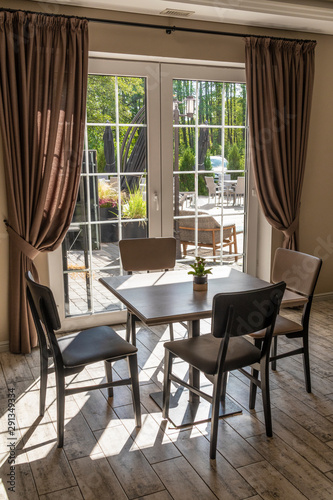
[49,58,254,329]
[160,64,249,269]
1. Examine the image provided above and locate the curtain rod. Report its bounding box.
[0,7,317,43]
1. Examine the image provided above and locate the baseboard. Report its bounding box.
[0,340,9,352]
[313,292,333,301]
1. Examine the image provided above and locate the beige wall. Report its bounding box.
[1,1,332,346]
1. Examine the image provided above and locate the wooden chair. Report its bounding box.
[250,248,322,392]
[162,282,285,459]
[119,237,177,345]
[179,210,238,261]
[26,271,141,447]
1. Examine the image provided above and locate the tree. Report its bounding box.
[179,148,208,196]
[228,144,243,180]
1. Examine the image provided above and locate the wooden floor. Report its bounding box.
[1,299,333,500]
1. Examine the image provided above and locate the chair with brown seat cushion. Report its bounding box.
[250,248,322,393]
[179,210,238,261]
[119,237,177,345]
[162,282,285,459]
[26,271,141,447]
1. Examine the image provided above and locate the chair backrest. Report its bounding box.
[205,176,216,194]
[211,282,285,373]
[26,271,62,360]
[235,176,245,195]
[119,237,176,272]
[212,282,285,345]
[272,248,322,297]
[224,174,231,181]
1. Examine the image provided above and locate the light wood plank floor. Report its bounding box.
[1,299,333,500]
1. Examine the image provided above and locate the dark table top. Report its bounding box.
[100,267,270,326]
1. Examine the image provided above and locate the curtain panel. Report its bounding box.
[0,11,88,353]
[245,37,316,250]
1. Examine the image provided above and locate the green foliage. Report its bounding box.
[97,144,106,173]
[179,148,195,192]
[178,148,209,196]
[188,257,213,277]
[86,77,247,198]
[228,144,243,180]
[86,75,145,173]
[122,184,147,226]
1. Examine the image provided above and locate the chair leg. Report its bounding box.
[168,323,174,341]
[249,366,259,409]
[56,372,65,447]
[260,359,272,437]
[128,354,141,427]
[232,225,238,263]
[271,336,278,371]
[303,334,312,393]
[210,375,223,460]
[39,348,48,417]
[104,360,114,398]
[220,371,229,403]
[162,349,173,419]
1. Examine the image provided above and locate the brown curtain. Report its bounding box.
[0,11,88,353]
[245,37,316,249]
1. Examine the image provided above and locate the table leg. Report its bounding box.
[188,319,200,403]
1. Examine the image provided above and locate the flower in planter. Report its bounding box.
[98,179,119,208]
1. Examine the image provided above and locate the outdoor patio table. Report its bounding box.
[100,267,271,427]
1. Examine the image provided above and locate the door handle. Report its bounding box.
[153,192,160,211]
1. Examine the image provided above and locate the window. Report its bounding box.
[171,80,247,267]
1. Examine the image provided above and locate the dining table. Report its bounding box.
[100,266,272,427]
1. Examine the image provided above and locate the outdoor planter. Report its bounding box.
[100,206,118,243]
[122,221,147,240]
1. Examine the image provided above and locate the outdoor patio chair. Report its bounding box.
[179,210,238,261]
[250,248,322,392]
[119,237,177,345]
[234,176,245,205]
[26,271,141,447]
[162,282,285,459]
[223,174,236,205]
[205,176,222,204]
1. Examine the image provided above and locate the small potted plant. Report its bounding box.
[188,256,212,291]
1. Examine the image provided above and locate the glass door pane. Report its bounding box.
[61,61,159,319]
[172,79,247,270]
